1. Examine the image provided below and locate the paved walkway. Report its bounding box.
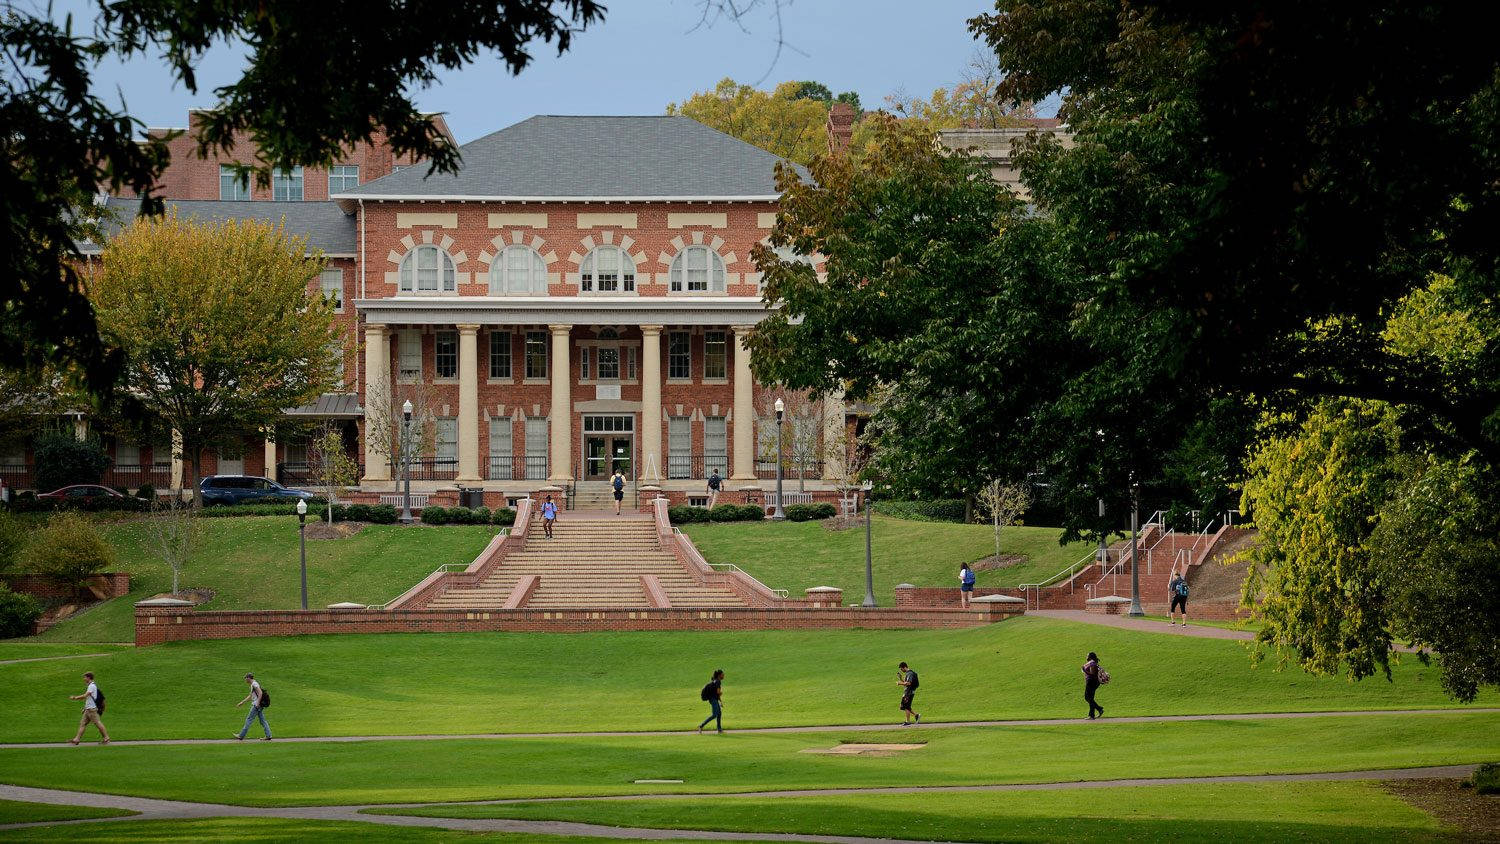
[2,708,1493,750]
[0,652,116,666]
[0,765,1479,840]
[1030,610,1424,653]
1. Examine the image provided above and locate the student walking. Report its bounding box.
[1168,570,1190,626]
[697,669,725,733]
[959,562,976,608]
[706,469,723,508]
[68,671,109,745]
[541,495,558,538]
[1082,651,1106,719]
[611,470,627,515]
[234,673,272,741]
[897,661,921,725]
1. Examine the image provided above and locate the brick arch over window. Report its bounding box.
[479,231,559,295]
[659,231,738,293]
[566,231,647,292]
[383,230,470,292]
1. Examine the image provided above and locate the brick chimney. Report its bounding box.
[827,103,855,155]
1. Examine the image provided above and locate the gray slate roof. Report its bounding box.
[336,115,805,200]
[88,197,356,255]
[285,393,363,418]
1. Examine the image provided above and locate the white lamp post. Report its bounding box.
[296,498,308,610]
[400,399,414,525]
[771,397,786,521]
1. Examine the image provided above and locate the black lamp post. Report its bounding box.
[771,397,786,520]
[1128,472,1144,617]
[400,399,414,525]
[296,498,308,610]
[861,480,876,607]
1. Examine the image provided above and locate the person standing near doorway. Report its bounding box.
[234,673,272,741]
[541,495,558,538]
[611,469,626,515]
[706,468,722,508]
[68,671,109,745]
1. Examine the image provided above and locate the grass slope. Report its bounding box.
[2,618,1489,742]
[373,781,1452,843]
[681,517,1094,597]
[0,643,132,661]
[34,518,496,643]
[0,714,1494,806]
[5,817,728,842]
[0,798,135,824]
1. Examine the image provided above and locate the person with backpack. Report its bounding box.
[959,562,976,608]
[68,671,109,745]
[697,669,725,733]
[541,495,557,539]
[1168,569,1190,626]
[897,661,921,725]
[234,672,272,740]
[610,469,627,515]
[1082,651,1106,719]
[706,468,722,508]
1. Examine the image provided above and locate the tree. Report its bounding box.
[754,391,823,491]
[32,429,110,492]
[90,214,340,506]
[887,49,1036,131]
[0,367,76,452]
[3,1,605,397]
[147,497,199,596]
[975,480,1030,564]
[22,512,116,601]
[667,79,831,165]
[362,380,439,484]
[307,424,360,523]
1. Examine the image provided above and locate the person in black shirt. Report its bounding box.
[697,669,725,733]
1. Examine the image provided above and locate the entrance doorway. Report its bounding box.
[582,414,635,480]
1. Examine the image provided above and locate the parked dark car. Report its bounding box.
[36,484,126,501]
[199,475,314,505]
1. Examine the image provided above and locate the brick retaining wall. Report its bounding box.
[6,572,131,601]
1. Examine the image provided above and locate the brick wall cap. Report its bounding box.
[805,586,842,594]
[537,485,564,493]
[894,583,917,590]
[135,597,195,607]
[972,594,1024,604]
[1086,595,1132,604]
[734,485,763,492]
[326,602,368,610]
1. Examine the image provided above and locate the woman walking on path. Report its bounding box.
[697,669,725,733]
[959,562,975,608]
[1082,652,1105,719]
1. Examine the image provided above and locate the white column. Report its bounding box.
[73,417,88,441]
[457,324,481,483]
[362,326,391,482]
[169,428,184,492]
[548,324,572,482]
[640,325,663,482]
[822,390,847,481]
[731,326,755,481]
[263,435,277,479]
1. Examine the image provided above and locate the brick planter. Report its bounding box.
[1085,596,1133,615]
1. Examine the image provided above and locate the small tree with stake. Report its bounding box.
[975,479,1030,567]
[148,496,199,597]
[306,424,359,524]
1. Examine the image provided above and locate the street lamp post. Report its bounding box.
[1127,473,1144,617]
[861,480,876,607]
[296,498,308,610]
[400,399,414,525]
[771,397,786,521]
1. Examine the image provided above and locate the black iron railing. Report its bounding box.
[0,463,34,490]
[276,462,365,487]
[102,464,171,489]
[754,458,824,482]
[664,453,730,481]
[485,455,549,481]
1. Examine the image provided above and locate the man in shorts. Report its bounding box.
[1168,570,1190,625]
[897,661,921,726]
[706,468,722,508]
[541,495,558,539]
[68,671,109,745]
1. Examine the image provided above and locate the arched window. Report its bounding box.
[669,246,726,293]
[490,245,548,295]
[580,246,636,293]
[398,245,456,293]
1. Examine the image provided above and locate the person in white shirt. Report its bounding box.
[234,672,272,740]
[68,671,109,745]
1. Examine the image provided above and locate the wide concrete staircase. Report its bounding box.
[423,513,748,610]
[571,481,628,511]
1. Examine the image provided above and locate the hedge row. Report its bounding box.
[876,498,967,523]
[784,502,837,522]
[668,504,767,524]
[420,506,517,526]
[6,495,151,513]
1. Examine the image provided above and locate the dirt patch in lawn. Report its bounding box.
[1383,778,1500,842]
[970,554,1028,571]
[801,743,927,757]
[305,521,368,540]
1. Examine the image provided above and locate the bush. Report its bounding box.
[707,504,742,522]
[0,511,27,577]
[0,584,43,638]
[878,498,967,523]
[472,507,491,525]
[420,505,448,525]
[668,505,709,524]
[367,504,398,524]
[1471,762,1500,795]
[135,483,156,500]
[7,496,147,514]
[21,512,116,596]
[492,507,517,527]
[32,429,111,492]
[785,502,837,522]
[342,503,372,522]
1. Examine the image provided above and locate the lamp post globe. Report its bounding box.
[296,498,308,610]
[400,399,414,525]
[771,397,786,521]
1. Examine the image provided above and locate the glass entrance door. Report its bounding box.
[610,437,632,479]
[585,436,609,480]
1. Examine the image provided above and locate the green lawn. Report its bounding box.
[0,643,132,661]
[33,517,497,643]
[1,714,1494,807]
[3,817,730,842]
[372,781,1452,843]
[1,618,1488,742]
[682,516,1095,598]
[0,797,135,825]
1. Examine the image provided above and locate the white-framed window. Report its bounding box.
[286,437,308,466]
[434,330,457,379]
[489,331,512,379]
[219,165,249,201]
[328,165,359,193]
[524,331,548,379]
[488,417,513,479]
[116,443,141,470]
[319,269,343,312]
[670,246,726,293]
[398,330,422,381]
[597,347,620,380]
[626,347,637,380]
[668,416,691,479]
[580,347,591,380]
[490,246,548,295]
[580,246,635,293]
[151,442,172,472]
[435,417,458,463]
[703,331,727,380]
[398,246,457,294]
[668,332,691,380]
[704,416,728,476]
[524,416,548,479]
[272,166,303,202]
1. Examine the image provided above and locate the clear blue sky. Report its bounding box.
[80,1,1023,143]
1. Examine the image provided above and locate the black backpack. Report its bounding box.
[700,682,715,701]
[259,687,271,709]
[614,476,625,491]
[907,671,919,691]
[94,687,106,715]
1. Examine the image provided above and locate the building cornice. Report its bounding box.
[356,296,776,327]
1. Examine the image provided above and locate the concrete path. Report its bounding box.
[0,765,1479,840]
[2,707,1494,750]
[0,652,116,666]
[1030,610,1425,653]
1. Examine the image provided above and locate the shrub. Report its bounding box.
[420,505,448,525]
[0,511,28,577]
[1471,762,1500,795]
[7,496,146,514]
[739,503,769,520]
[32,429,111,492]
[878,498,967,523]
[343,503,372,522]
[367,504,398,524]
[492,507,517,527]
[784,502,836,522]
[668,505,709,524]
[708,504,744,522]
[472,507,491,525]
[22,512,116,597]
[0,584,43,639]
[135,483,156,500]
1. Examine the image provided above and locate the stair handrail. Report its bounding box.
[706,562,790,598]
[1018,548,1101,610]
[1189,518,1219,556]
[1085,548,1126,600]
[367,562,470,610]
